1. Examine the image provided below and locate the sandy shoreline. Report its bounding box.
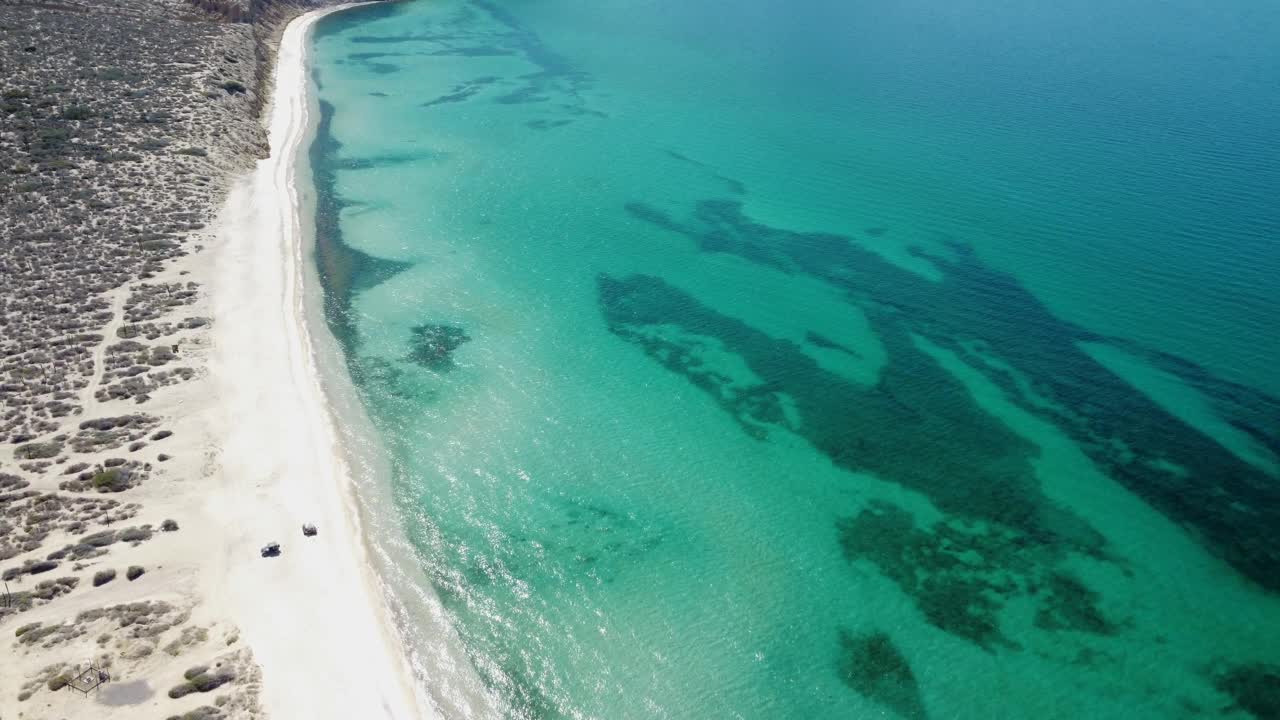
[208,6,430,719]
[0,3,491,717]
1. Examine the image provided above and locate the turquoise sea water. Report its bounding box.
[308,0,1280,717]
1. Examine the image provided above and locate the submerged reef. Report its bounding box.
[1213,662,1280,720]
[405,324,472,371]
[838,502,1117,649]
[838,630,928,720]
[308,98,413,356]
[611,190,1280,597]
[598,272,1120,648]
[597,167,1280,679]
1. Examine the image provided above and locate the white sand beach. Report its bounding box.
[1,5,496,718]
[207,7,430,719]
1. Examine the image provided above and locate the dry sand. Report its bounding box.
[205,7,431,719]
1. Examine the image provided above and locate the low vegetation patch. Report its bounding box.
[92,469,127,492]
[168,666,234,699]
[15,442,61,460]
[165,706,225,720]
[47,673,71,691]
[60,105,93,120]
[2,559,59,581]
[120,525,153,543]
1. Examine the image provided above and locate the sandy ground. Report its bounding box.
[205,7,432,719]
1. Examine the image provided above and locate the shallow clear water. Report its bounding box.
[308,0,1280,717]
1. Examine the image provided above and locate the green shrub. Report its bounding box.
[168,682,195,699]
[168,670,236,699]
[169,707,224,720]
[119,526,152,543]
[91,469,129,492]
[15,442,61,460]
[190,670,234,692]
[127,565,145,581]
[92,568,116,587]
[176,147,208,157]
[31,577,76,599]
[83,530,118,547]
[47,673,71,691]
[10,560,59,578]
[219,80,247,95]
[6,592,34,612]
[61,105,93,120]
[37,127,70,143]
[17,624,58,645]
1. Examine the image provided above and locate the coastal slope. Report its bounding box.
[0,1,422,718]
